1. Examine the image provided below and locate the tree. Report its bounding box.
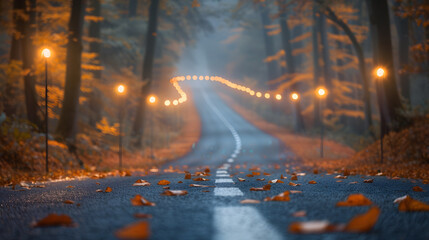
[132,0,160,147]
[22,0,42,129]
[259,2,278,84]
[56,0,86,139]
[366,0,404,133]
[311,6,321,126]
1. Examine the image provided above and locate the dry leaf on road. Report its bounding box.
[264,191,290,202]
[133,180,151,186]
[336,194,372,207]
[115,221,150,240]
[33,214,74,227]
[240,199,261,204]
[189,184,215,188]
[250,184,271,191]
[63,200,74,204]
[395,195,429,211]
[269,179,284,183]
[345,207,380,232]
[289,182,301,186]
[412,186,423,192]
[162,190,188,196]
[105,187,112,193]
[237,178,246,182]
[157,180,170,185]
[193,177,209,181]
[131,195,155,206]
[363,179,374,183]
[184,173,192,179]
[308,181,317,184]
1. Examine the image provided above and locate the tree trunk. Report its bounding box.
[55,0,85,139]
[129,0,137,17]
[319,13,334,110]
[393,1,410,101]
[88,0,102,127]
[320,4,373,132]
[259,3,278,85]
[366,0,405,133]
[131,0,160,147]
[277,0,304,132]
[312,6,321,126]
[22,0,42,129]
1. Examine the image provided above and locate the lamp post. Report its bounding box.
[290,92,301,132]
[42,48,51,174]
[375,67,386,164]
[316,87,327,158]
[116,84,125,169]
[148,95,157,158]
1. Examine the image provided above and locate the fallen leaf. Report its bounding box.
[363,179,374,183]
[280,174,287,179]
[292,211,306,217]
[66,186,74,188]
[34,214,74,227]
[246,174,254,177]
[269,179,284,183]
[395,195,429,211]
[256,178,265,181]
[264,191,290,201]
[96,182,100,185]
[63,200,74,204]
[193,177,209,181]
[308,180,317,184]
[334,175,347,179]
[349,181,358,184]
[343,169,350,176]
[250,184,271,191]
[263,172,271,176]
[289,182,301,186]
[131,195,155,206]
[189,184,215,188]
[290,190,302,194]
[345,207,380,232]
[133,180,151,186]
[336,180,343,182]
[157,180,170,185]
[412,186,423,192]
[184,173,192,179]
[336,194,372,207]
[202,190,210,192]
[289,220,336,234]
[240,199,260,204]
[163,186,170,189]
[134,213,152,219]
[96,189,103,192]
[238,178,246,182]
[115,221,150,240]
[313,169,319,174]
[291,175,298,181]
[105,187,112,193]
[178,181,183,183]
[162,190,188,196]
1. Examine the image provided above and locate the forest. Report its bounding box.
[0,0,428,182]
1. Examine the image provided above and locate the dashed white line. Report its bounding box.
[214,187,243,196]
[216,174,230,178]
[215,179,234,183]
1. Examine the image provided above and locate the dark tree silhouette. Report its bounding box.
[56,0,86,139]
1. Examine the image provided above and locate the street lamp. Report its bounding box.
[148,95,157,158]
[116,84,126,169]
[275,94,282,101]
[375,67,386,164]
[316,87,327,158]
[42,48,51,174]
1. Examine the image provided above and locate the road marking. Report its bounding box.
[214,187,243,196]
[215,179,234,183]
[216,170,228,174]
[227,158,234,163]
[216,174,230,177]
[214,206,282,240]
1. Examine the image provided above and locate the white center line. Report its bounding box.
[216,174,230,178]
[214,187,243,196]
[215,179,234,183]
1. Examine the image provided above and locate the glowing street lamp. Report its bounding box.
[42,48,51,174]
[116,84,126,169]
[148,95,157,158]
[291,92,299,101]
[316,87,327,158]
[164,100,171,106]
[275,94,282,101]
[375,67,386,164]
[264,93,270,99]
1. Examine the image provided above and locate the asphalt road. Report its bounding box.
[1,82,428,240]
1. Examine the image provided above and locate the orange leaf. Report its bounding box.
[363,179,374,183]
[313,169,319,174]
[105,187,112,193]
[178,181,183,183]
[204,167,210,173]
[157,180,170,185]
[63,200,74,204]
[184,173,192,179]
[395,195,429,211]
[336,194,372,207]
[412,186,423,192]
[289,182,300,186]
[34,214,74,227]
[252,172,261,176]
[133,180,151,186]
[115,221,150,240]
[256,178,265,181]
[345,207,380,232]
[292,210,306,217]
[238,178,246,182]
[163,186,170,189]
[246,174,254,177]
[291,175,298,181]
[334,175,347,179]
[308,180,317,184]
[280,174,287,179]
[162,190,188,196]
[250,184,271,191]
[263,172,271,176]
[264,191,290,201]
[240,199,260,204]
[130,195,155,206]
[269,179,284,183]
[189,184,215,188]
[66,185,74,188]
[290,190,302,194]
[289,220,336,234]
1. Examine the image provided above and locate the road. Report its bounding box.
[1,82,428,240]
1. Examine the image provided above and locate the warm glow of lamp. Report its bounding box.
[256,92,262,98]
[291,92,299,101]
[275,94,282,100]
[173,100,178,105]
[42,48,51,58]
[376,67,385,78]
[164,100,171,106]
[148,95,156,104]
[117,84,125,94]
[264,93,270,99]
[316,87,326,97]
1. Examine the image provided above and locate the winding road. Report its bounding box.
[1,82,428,240]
